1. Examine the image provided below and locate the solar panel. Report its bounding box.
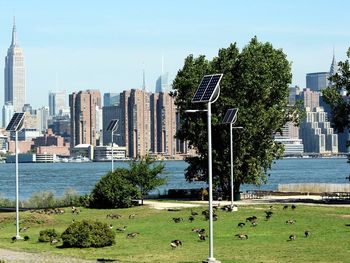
[192,74,223,103]
[222,108,238,124]
[192,75,212,102]
[106,119,118,132]
[6,113,25,131]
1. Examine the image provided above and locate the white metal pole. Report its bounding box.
[207,102,216,262]
[230,122,234,208]
[111,130,114,172]
[15,130,20,239]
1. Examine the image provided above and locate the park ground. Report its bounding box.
[0,196,349,263]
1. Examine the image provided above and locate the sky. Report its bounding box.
[0,0,350,108]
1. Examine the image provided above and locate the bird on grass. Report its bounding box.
[286,219,296,224]
[265,214,272,220]
[198,233,206,241]
[108,224,113,229]
[246,216,257,222]
[191,210,198,216]
[11,236,16,242]
[129,213,136,219]
[116,226,127,233]
[172,217,183,223]
[23,236,30,241]
[237,222,245,228]
[251,222,258,227]
[283,205,288,210]
[170,239,182,249]
[127,232,140,238]
[291,205,297,210]
[19,226,30,232]
[288,234,296,241]
[304,231,311,238]
[235,234,248,240]
[50,239,59,245]
[188,216,195,223]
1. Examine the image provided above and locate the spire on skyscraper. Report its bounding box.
[11,16,18,47]
[329,47,337,77]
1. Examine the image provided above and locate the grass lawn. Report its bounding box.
[0,203,349,263]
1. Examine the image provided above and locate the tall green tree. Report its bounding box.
[129,155,166,205]
[322,48,350,150]
[173,37,301,195]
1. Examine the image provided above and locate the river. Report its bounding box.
[0,158,349,200]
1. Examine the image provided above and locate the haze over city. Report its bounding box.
[0,0,350,108]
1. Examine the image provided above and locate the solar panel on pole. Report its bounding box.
[6,113,25,131]
[106,119,118,132]
[192,74,223,103]
[222,108,238,124]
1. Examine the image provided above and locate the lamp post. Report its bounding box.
[6,113,25,240]
[189,74,223,263]
[222,108,242,208]
[106,119,118,172]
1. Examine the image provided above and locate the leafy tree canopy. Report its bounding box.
[322,48,350,135]
[128,155,166,205]
[173,37,301,194]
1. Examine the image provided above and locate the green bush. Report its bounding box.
[61,220,115,248]
[89,168,139,208]
[38,229,59,242]
[28,191,56,208]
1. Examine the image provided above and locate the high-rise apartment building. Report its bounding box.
[69,90,101,147]
[150,92,176,157]
[4,19,26,113]
[300,107,338,154]
[49,91,67,116]
[298,88,320,111]
[118,89,150,158]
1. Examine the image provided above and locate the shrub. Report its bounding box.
[38,229,59,242]
[61,188,80,206]
[89,168,139,208]
[28,191,56,208]
[61,220,115,248]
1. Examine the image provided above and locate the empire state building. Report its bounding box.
[4,19,25,113]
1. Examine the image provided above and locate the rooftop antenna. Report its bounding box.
[142,66,146,91]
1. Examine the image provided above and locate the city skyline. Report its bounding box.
[0,1,350,109]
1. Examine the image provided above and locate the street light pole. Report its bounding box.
[15,130,20,239]
[230,122,234,208]
[111,130,114,172]
[207,102,215,262]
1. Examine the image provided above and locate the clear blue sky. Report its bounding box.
[0,0,349,108]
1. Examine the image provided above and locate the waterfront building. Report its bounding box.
[33,129,65,147]
[4,19,26,113]
[49,91,67,116]
[274,137,304,156]
[2,102,14,128]
[103,93,119,107]
[93,145,127,161]
[299,107,338,154]
[306,72,329,92]
[69,90,101,147]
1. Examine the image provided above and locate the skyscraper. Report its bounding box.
[306,72,329,92]
[69,90,101,147]
[4,19,25,113]
[49,91,67,116]
[155,72,169,93]
[2,102,14,128]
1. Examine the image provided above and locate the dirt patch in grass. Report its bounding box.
[326,214,350,218]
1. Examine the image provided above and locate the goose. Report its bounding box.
[198,233,206,241]
[127,232,140,238]
[129,214,136,219]
[291,205,296,210]
[170,239,182,249]
[188,216,195,223]
[108,224,113,229]
[237,222,245,228]
[23,236,30,241]
[235,234,248,240]
[116,226,127,233]
[172,217,183,223]
[51,239,59,245]
[191,210,198,216]
[286,219,296,224]
[283,205,288,210]
[289,234,296,241]
[304,231,310,237]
